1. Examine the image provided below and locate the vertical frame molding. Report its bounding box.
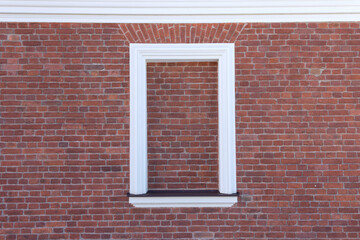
[130,44,236,206]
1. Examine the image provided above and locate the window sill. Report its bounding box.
[128,190,238,208]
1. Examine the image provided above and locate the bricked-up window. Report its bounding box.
[147,62,218,190]
[129,44,237,207]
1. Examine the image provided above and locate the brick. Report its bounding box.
[0,21,360,240]
[147,62,218,190]
[31,228,52,234]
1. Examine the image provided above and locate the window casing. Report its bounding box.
[129,44,237,207]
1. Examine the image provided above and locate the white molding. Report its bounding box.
[129,44,148,195]
[0,0,360,23]
[129,196,238,208]
[130,43,236,207]
[217,46,236,194]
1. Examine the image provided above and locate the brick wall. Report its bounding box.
[147,61,218,190]
[0,22,360,239]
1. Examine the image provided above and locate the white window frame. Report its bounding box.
[129,43,237,208]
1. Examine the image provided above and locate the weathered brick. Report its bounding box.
[0,21,359,240]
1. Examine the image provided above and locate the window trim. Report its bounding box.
[129,43,237,207]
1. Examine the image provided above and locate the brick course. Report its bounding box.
[147,61,218,190]
[0,22,360,239]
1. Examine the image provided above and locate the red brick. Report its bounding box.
[147,62,218,190]
[0,22,359,240]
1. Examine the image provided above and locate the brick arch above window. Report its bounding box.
[119,23,247,44]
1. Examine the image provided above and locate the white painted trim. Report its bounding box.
[0,0,359,23]
[129,45,148,195]
[129,196,238,208]
[130,43,236,207]
[217,46,236,194]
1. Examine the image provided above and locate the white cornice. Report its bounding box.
[0,0,360,23]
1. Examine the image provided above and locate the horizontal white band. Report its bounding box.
[129,196,238,208]
[0,0,359,23]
